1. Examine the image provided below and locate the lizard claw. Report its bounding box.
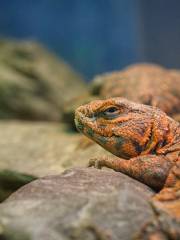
[88,158,103,169]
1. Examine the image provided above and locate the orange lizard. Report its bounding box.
[75,97,180,239]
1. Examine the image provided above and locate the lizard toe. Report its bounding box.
[88,158,103,169]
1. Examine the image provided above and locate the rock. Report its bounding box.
[0,170,36,202]
[0,121,110,178]
[0,167,154,240]
[0,39,86,121]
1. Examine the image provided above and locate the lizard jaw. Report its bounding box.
[75,107,133,159]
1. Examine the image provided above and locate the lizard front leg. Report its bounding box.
[89,155,174,190]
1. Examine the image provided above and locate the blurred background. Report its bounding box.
[0,2,180,236]
[1,0,180,80]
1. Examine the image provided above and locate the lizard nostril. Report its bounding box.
[76,105,95,120]
[76,106,85,114]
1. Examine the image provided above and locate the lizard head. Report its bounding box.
[75,97,171,159]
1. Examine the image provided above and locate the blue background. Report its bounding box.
[0,0,180,80]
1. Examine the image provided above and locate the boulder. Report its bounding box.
[0,167,154,240]
[0,39,86,121]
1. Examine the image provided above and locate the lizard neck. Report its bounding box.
[142,114,180,156]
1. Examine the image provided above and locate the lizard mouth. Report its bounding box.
[75,106,138,159]
[75,107,114,141]
[74,106,95,134]
[75,105,128,138]
[75,113,131,159]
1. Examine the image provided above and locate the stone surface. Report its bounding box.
[0,39,86,121]
[0,168,154,240]
[0,121,110,177]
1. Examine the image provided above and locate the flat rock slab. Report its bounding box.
[0,168,154,240]
[0,121,110,177]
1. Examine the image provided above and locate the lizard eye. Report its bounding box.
[102,107,119,118]
[104,107,118,113]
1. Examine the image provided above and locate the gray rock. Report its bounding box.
[0,39,86,121]
[0,121,111,202]
[0,121,109,177]
[0,168,154,240]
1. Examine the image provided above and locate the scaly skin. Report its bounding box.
[91,64,180,118]
[75,97,180,239]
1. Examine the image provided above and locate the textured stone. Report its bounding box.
[0,168,154,240]
[0,121,110,177]
[0,39,86,121]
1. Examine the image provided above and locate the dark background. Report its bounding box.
[0,0,180,80]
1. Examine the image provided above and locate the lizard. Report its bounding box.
[91,63,180,119]
[75,97,180,239]
[63,63,180,131]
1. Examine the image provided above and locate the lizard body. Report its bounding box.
[75,97,180,239]
[91,64,180,118]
